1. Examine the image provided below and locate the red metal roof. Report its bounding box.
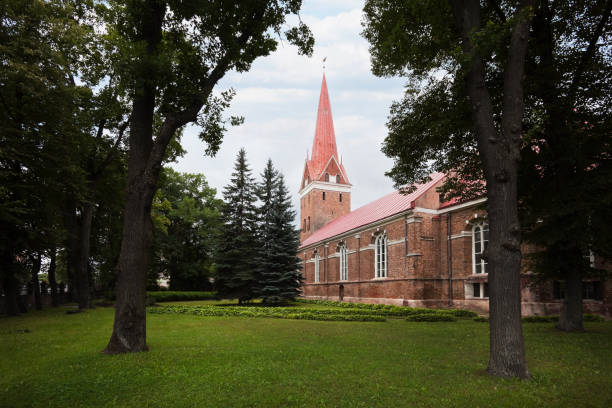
[308,74,342,180]
[300,173,445,248]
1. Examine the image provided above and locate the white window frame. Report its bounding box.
[314,252,320,283]
[339,244,348,281]
[472,223,489,275]
[374,234,388,278]
[466,282,489,298]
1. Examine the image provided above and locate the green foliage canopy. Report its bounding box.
[150,168,223,291]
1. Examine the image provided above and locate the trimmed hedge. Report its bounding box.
[295,299,477,318]
[146,291,218,302]
[148,305,386,322]
[406,313,457,322]
[450,309,479,318]
[285,313,385,322]
[473,314,605,323]
[584,314,606,322]
[522,314,605,323]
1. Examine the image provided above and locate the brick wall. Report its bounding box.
[298,199,612,318]
[299,187,350,242]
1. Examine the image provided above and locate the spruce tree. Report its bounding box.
[215,149,259,303]
[256,160,302,303]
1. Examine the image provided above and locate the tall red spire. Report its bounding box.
[310,74,339,177]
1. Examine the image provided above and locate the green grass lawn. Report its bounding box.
[1,304,611,408]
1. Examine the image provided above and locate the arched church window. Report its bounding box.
[322,192,326,200]
[325,173,330,182]
[339,244,348,281]
[307,216,310,231]
[374,234,388,278]
[472,223,489,274]
[336,175,340,183]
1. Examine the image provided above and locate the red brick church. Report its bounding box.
[298,75,611,317]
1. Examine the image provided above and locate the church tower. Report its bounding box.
[299,74,351,243]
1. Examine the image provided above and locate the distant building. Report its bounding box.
[298,75,610,317]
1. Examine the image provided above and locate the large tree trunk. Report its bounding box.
[17,288,28,313]
[103,0,165,354]
[453,0,531,379]
[486,178,527,378]
[48,246,59,307]
[103,181,155,353]
[557,266,584,331]
[1,247,20,316]
[63,203,80,304]
[64,201,94,310]
[31,253,42,310]
[77,202,94,309]
[2,275,20,316]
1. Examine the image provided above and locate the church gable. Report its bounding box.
[413,177,446,209]
[317,155,348,184]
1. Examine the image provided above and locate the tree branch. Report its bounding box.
[147,6,268,174]
[501,0,535,162]
[568,0,612,104]
[95,119,106,140]
[451,0,498,172]
[92,120,129,178]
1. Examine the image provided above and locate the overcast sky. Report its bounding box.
[171,0,406,222]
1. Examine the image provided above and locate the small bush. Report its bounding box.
[473,316,488,322]
[406,313,457,322]
[440,309,478,318]
[584,314,605,322]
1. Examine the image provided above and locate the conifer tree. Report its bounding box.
[255,160,278,301]
[215,149,259,303]
[256,160,302,303]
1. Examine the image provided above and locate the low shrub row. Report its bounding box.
[472,314,605,323]
[406,313,457,322]
[148,305,386,322]
[288,306,472,320]
[522,314,605,323]
[284,313,385,322]
[295,298,407,311]
[146,291,218,302]
[584,314,606,322]
[450,309,479,318]
[295,299,477,318]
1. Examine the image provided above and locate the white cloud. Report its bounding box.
[232,87,315,104]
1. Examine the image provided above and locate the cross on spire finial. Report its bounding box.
[322,56,327,71]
